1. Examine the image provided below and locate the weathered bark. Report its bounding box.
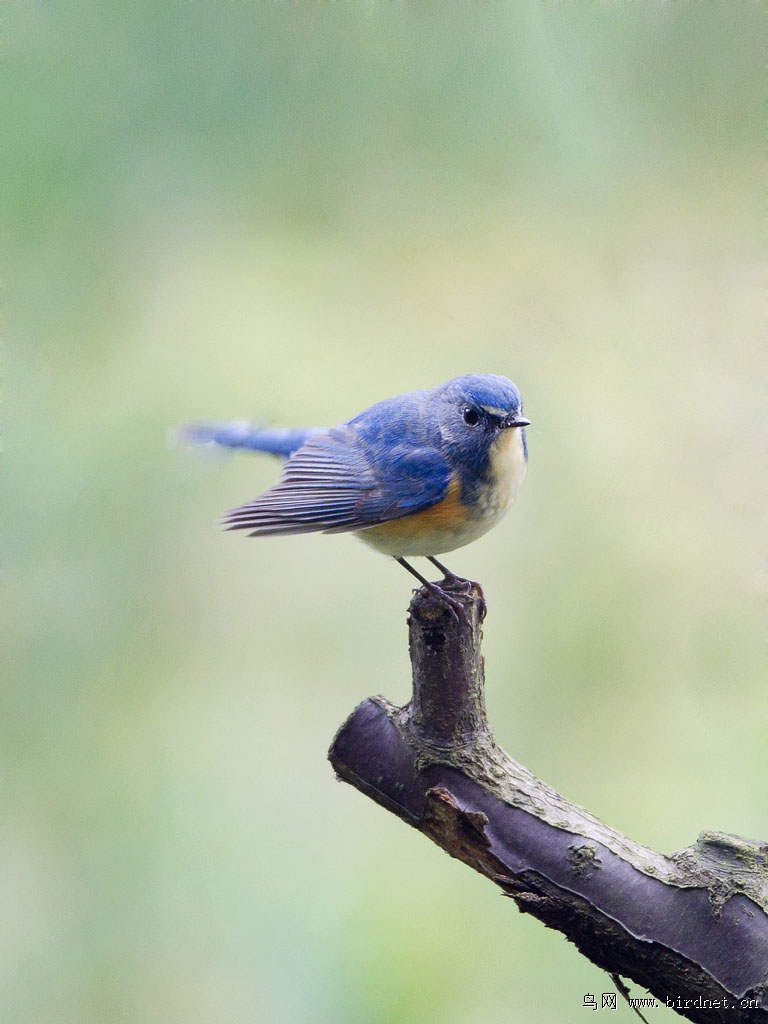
[328,580,768,1023]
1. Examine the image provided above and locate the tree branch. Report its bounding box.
[328,581,768,1023]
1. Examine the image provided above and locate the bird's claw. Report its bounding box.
[424,580,473,625]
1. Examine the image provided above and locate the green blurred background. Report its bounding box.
[5,4,764,1022]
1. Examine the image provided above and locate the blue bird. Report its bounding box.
[181,374,529,594]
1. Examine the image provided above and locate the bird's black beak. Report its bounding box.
[502,413,531,429]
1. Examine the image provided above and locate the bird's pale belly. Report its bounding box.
[358,428,527,557]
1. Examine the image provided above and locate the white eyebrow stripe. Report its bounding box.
[479,405,508,417]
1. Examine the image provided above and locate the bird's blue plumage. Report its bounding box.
[180,374,529,559]
[178,422,319,457]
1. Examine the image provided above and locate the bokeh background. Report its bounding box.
[5,4,765,1023]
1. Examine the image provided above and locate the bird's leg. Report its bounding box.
[395,556,433,589]
[394,557,470,624]
[426,555,461,582]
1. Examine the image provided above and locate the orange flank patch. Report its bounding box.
[368,476,467,539]
[359,476,470,557]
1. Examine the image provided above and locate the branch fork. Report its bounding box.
[329,580,768,1024]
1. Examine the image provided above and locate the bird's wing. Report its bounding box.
[223,426,452,536]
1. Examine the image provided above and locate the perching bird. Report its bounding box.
[181,374,529,593]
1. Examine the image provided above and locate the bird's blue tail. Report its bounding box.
[174,421,322,458]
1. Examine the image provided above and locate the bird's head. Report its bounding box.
[439,373,529,448]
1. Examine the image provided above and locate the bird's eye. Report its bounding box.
[462,406,480,426]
